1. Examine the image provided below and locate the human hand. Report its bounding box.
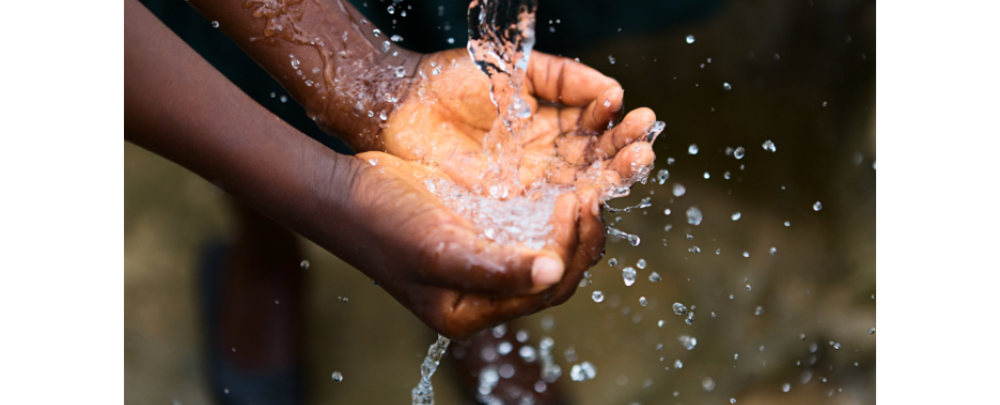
[340,49,660,338]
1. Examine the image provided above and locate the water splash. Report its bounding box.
[411,335,451,405]
[538,336,562,382]
[466,0,538,195]
[604,196,652,213]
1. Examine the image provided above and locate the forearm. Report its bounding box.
[125,0,365,258]
[185,0,422,151]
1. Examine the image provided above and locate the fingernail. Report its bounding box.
[532,256,564,288]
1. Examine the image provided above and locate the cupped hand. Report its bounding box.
[345,49,660,339]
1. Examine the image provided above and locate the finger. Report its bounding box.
[538,193,580,293]
[527,52,620,106]
[578,85,625,133]
[417,223,566,297]
[539,187,604,309]
[609,141,656,182]
[591,107,657,160]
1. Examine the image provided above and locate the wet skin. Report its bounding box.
[126,0,657,340]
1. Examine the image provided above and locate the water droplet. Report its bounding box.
[570,362,597,381]
[869,327,876,335]
[639,296,648,306]
[688,143,699,155]
[743,251,750,258]
[379,111,388,121]
[608,55,616,64]
[685,34,695,44]
[734,353,739,360]
[703,171,710,179]
[723,82,732,90]
[390,34,403,42]
[702,377,715,391]
[663,208,672,216]
[608,258,618,266]
[679,335,697,350]
[211,20,219,28]
[762,139,777,152]
[813,201,823,211]
[300,260,310,269]
[519,345,537,362]
[372,28,381,37]
[734,146,745,159]
[604,99,611,107]
[731,398,737,404]
[432,66,441,75]
[224,388,229,394]
[754,305,764,315]
[387,5,394,14]
[447,37,455,44]
[674,359,683,369]
[782,383,791,392]
[499,364,516,379]
[673,183,686,197]
[672,302,688,316]
[279,95,288,103]
[498,341,513,355]
[731,212,741,221]
[381,40,391,52]
[331,371,343,382]
[290,59,300,69]
[686,206,703,226]
[622,267,637,286]
[367,110,374,118]
[770,247,777,255]
[636,259,646,269]
[685,312,695,325]
[649,272,661,282]
[746,284,752,291]
[656,169,669,184]
[833,342,842,350]
[591,291,604,302]
[784,221,791,227]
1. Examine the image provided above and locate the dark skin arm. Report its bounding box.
[185,0,421,151]
[126,0,561,339]
[180,0,660,310]
[126,0,659,339]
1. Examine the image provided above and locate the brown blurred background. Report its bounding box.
[125,0,875,403]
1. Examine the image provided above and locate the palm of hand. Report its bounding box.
[350,49,658,339]
[376,49,657,194]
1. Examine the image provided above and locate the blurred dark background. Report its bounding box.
[125,0,875,403]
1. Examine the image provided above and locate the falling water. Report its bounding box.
[411,334,451,405]
[465,0,538,198]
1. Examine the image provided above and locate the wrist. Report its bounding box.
[306,47,423,153]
